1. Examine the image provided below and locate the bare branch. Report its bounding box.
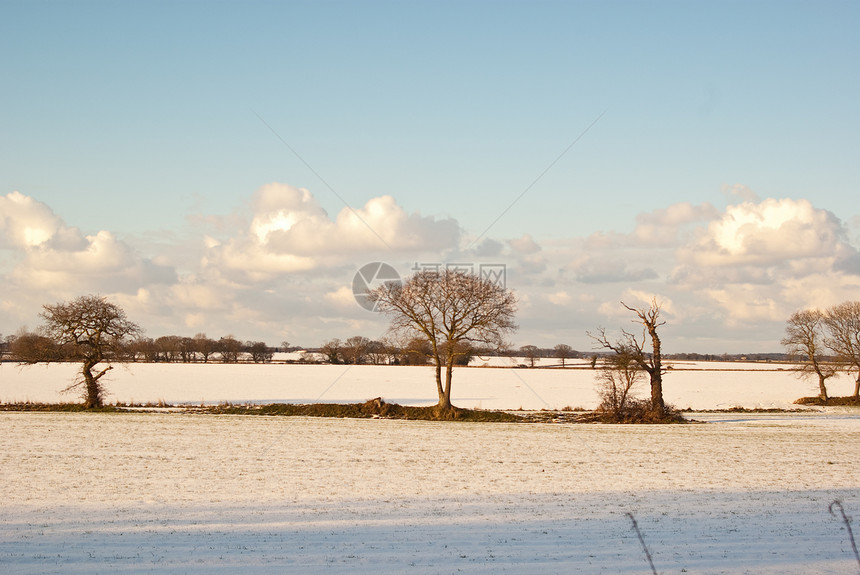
[369,269,517,410]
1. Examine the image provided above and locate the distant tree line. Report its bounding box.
[6,331,283,364]
[316,336,478,367]
[127,334,278,364]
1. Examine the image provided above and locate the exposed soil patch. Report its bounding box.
[203,398,526,422]
[794,395,860,406]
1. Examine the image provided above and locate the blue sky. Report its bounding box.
[2,0,859,353]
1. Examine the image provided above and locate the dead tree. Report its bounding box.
[589,298,667,417]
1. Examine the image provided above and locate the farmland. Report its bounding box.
[1,362,859,573]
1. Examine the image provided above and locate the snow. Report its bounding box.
[2,360,855,410]
[1,362,859,573]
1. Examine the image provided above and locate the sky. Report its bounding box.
[1,0,859,354]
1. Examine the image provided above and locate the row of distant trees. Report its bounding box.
[1,329,589,369]
[318,337,585,367]
[127,335,280,364]
[4,331,283,365]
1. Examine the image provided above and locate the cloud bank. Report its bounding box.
[2,186,859,353]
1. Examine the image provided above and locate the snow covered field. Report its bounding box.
[2,363,859,573]
[2,360,857,410]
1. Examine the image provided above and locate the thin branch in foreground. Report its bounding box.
[830,500,860,572]
[626,512,658,575]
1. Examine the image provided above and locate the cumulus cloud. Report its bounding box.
[0,191,85,250]
[5,185,860,355]
[667,197,860,328]
[206,183,460,279]
[677,198,851,267]
[633,202,720,247]
[539,195,860,349]
[722,183,760,204]
[0,191,175,294]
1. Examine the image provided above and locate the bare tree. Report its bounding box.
[520,344,540,368]
[343,335,372,365]
[596,350,646,420]
[379,336,405,365]
[246,341,274,363]
[10,331,65,362]
[823,301,860,397]
[783,308,838,401]
[399,336,433,366]
[27,295,141,408]
[178,337,196,363]
[554,343,574,367]
[218,335,243,363]
[369,269,517,411]
[155,335,181,362]
[365,340,389,365]
[320,338,343,364]
[129,337,157,362]
[193,333,217,363]
[589,298,667,417]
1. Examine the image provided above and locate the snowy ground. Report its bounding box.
[2,363,859,573]
[2,360,857,410]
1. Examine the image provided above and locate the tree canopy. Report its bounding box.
[369,269,517,410]
[30,295,141,408]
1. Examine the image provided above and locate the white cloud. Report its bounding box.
[0,191,85,250]
[207,183,461,279]
[0,191,175,294]
[678,198,850,267]
[546,291,571,306]
[565,254,658,284]
[4,187,860,355]
[508,234,541,255]
[324,286,358,309]
[633,202,720,247]
[722,183,760,204]
[667,198,860,330]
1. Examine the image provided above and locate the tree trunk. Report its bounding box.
[818,374,829,401]
[439,360,454,410]
[433,360,445,406]
[82,360,102,409]
[854,375,859,398]
[648,326,665,417]
[649,369,665,416]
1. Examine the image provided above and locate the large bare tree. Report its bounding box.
[368,269,517,411]
[781,308,837,401]
[822,301,860,397]
[37,295,141,408]
[589,298,667,416]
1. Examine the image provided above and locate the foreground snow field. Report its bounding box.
[2,412,859,574]
[2,363,859,573]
